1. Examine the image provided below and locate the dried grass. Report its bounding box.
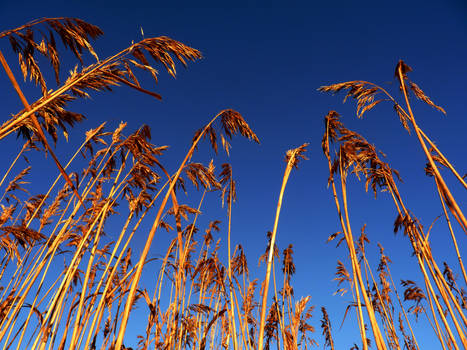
[0,18,464,350]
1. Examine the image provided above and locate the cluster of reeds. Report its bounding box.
[319,61,466,350]
[0,17,464,350]
[0,18,317,350]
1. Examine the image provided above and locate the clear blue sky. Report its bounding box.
[1,0,466,347]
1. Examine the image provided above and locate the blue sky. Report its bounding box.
[1,0,466,347]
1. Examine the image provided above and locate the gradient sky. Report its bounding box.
[1,0,466,347]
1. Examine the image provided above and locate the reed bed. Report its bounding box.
[0,17,464,350]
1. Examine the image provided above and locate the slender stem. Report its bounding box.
[396,66,467,233]
[0,141,29,189]
[434,177,467,285]
[257,151,298,350]
[227,176,239,350]
[418,129,467,190]
[323,121,368,350]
